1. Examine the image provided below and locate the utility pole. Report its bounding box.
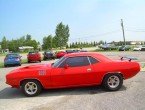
[121,19,126,46]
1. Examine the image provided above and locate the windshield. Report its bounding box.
[6,54,19,58]
[52,56,66,68]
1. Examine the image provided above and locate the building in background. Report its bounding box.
[19,46,34,52]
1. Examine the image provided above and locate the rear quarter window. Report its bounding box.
[89,56,99,64]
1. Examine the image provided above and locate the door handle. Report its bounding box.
[87,68,91,72]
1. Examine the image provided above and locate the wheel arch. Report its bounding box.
[101,72,124,84]
[20,78,44,89]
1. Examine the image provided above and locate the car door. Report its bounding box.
[51,56,98,87]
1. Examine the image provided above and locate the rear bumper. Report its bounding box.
[28,57,41,61]
[4,60,21,65]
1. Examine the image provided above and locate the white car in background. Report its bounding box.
[133,45,142,51]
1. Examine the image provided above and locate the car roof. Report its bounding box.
[65,52,113,62]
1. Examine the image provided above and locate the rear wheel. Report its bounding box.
[39,60,41,62]
[4,64,7,67]
[21,80,42,97]
[102,73,123,91]
[19,62,22,66]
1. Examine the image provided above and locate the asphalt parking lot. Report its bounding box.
[0,52,145,110]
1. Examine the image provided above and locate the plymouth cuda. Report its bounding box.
[6,52,140,97]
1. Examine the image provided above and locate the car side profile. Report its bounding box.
[6,52,140,97]
[4,53,22,67]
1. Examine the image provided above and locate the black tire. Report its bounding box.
[39,60,41,62]
[21,80,42,97]
[28,61,30,63]
[102,73,123,91]
[19,63,22,66]
[4,64,7,67]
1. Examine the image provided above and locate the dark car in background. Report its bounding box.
[79,50,88,52]
[65,50,74,54]
[27,51,41,63]
[118,45,131,51]
[43,50,55,60]
[4,53,22,67]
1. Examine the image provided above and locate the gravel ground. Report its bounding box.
[0,51,145,110]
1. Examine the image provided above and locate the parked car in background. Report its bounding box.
[4,53,22,67]
[73,50,80,53]
[43,50,55,60]
[6,52,140,97]
[65,50,74,54]
[55,51,67,58]
[118,45,131,51]
[98,43,117,50]
[133,45,142,51]
[141,46,145,51]
[27,51,41,63]
[79,50,88,52]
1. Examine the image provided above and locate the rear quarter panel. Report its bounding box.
[92,61,140,84]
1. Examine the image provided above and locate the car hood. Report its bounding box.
[10,64,52,73]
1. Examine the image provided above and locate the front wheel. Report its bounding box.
[21,80,42,97]
[102,73,123,91]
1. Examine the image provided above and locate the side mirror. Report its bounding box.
[64,64,69,69]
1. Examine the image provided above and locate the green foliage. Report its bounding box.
[69,41,97,48]
[1,36,8,49]
[42,35,53,50]
[54,22,70,49]
[0,35,38,52]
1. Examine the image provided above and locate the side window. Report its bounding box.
[88,56,99,64]
[65,56,90,67]
[59,60,66,68]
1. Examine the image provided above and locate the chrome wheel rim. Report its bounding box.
[107,75,120,88]
[25,82,38,95]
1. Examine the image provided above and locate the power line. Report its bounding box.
[126,30,145,32]
[125,26,145,31]
[69,30,121,41]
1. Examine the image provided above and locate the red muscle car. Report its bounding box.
[6,52,140,97]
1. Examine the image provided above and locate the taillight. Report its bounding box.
[4,58,8,61]
[15,57,20,60]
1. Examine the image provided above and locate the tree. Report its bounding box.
[98,40,104,45]
[42,35,53,50]
[54,22,70,49]
[42,37,47,50]
[26,34,31,42]
[46,35,53,50]
[1,36,8,49]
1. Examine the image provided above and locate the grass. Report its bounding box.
[0,53,6,56]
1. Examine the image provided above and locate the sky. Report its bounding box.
[0,0,145,44]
